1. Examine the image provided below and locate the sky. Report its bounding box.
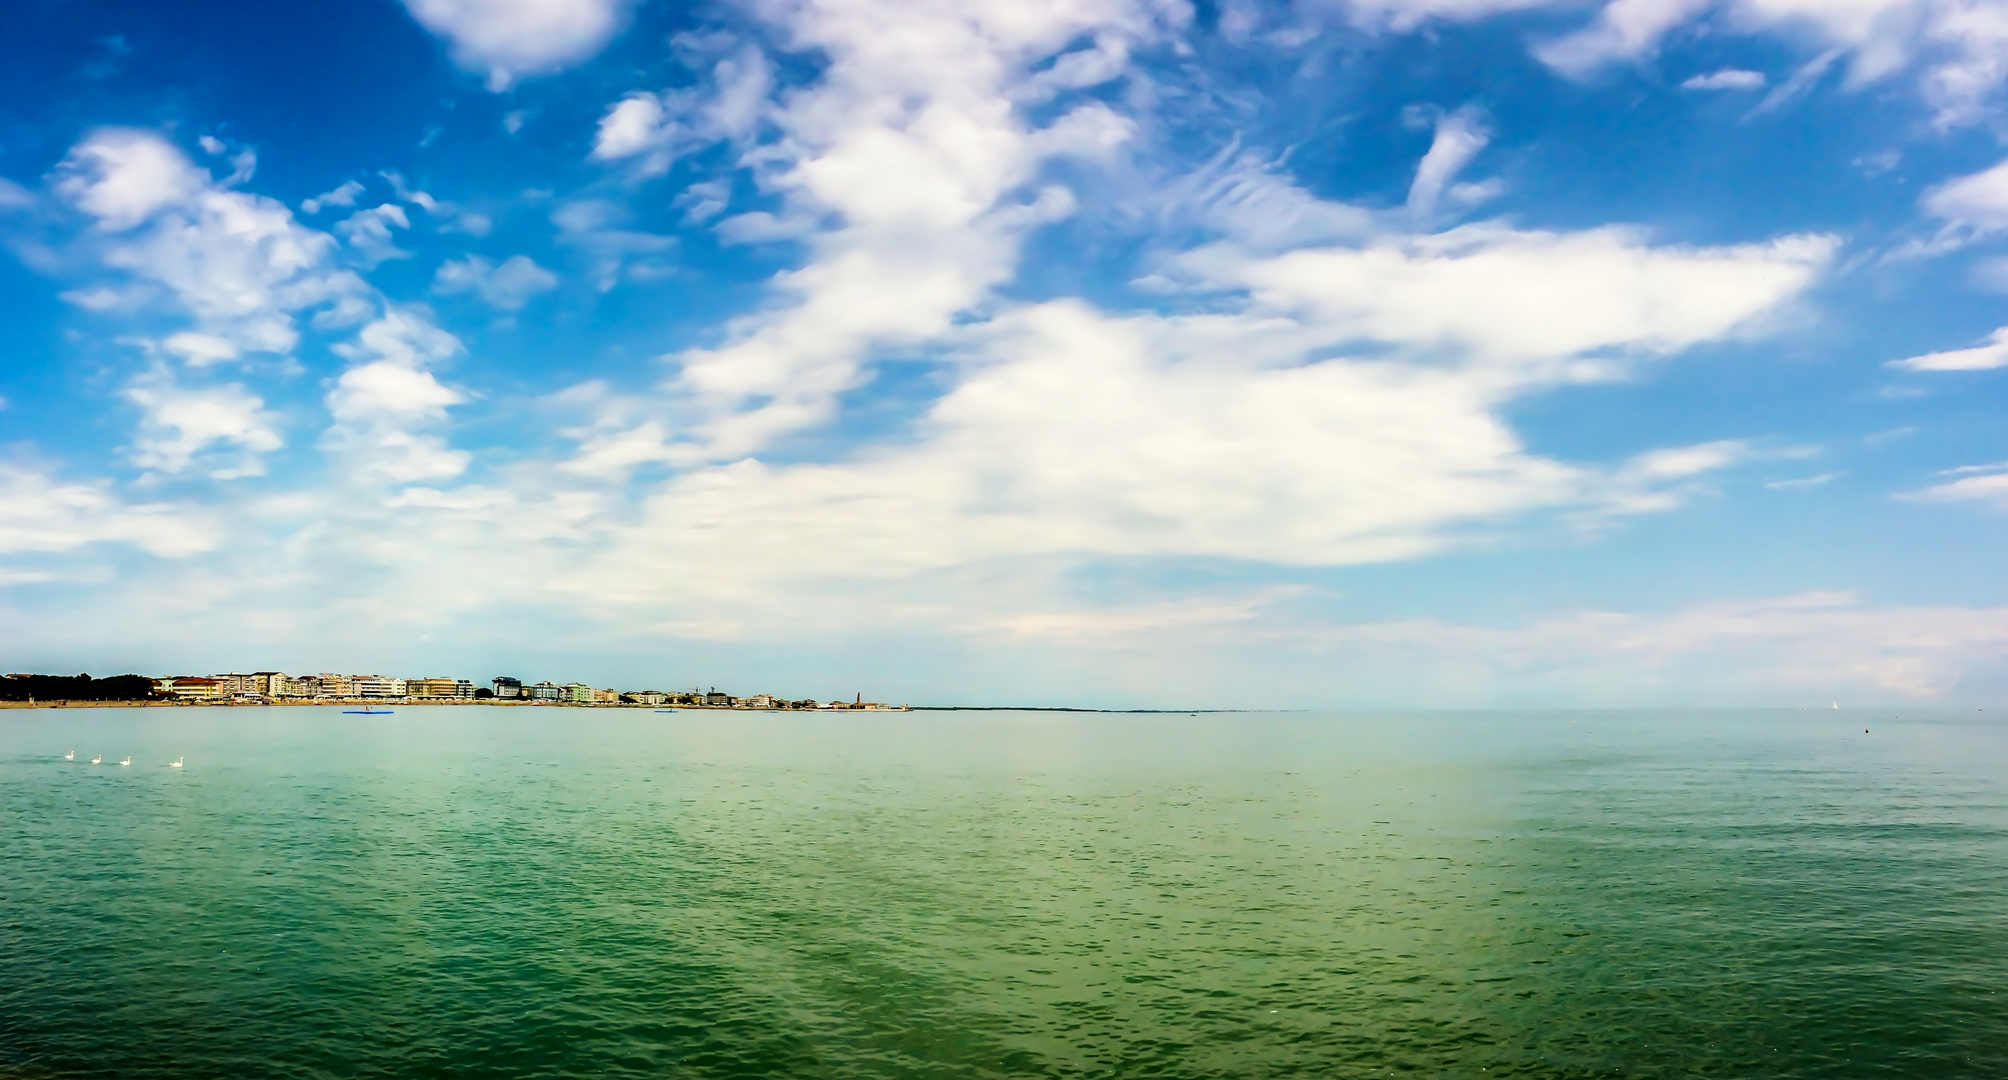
[1,0,2006,707]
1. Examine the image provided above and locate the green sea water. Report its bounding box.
[3,707,2005,1079]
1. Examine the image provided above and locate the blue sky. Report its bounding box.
[2,0,2007,706]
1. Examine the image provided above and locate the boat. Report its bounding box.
[342,707,394,714]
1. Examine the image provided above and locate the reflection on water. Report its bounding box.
[3,707,2006,1077]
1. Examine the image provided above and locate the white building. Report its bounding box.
[351,675,407,698]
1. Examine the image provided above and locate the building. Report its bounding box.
[746,693,775,708]
[622,690,668,706]
[282,675,322,698]
[591,687,619,703]
[318,673,354,698]
[491,676,523,699]
[407,677,474,699]
[211,672,262,697]
[525,681,564,701]
[561,683,595,704]
[704,690,730,706]
[351,675,407,698]
[247,671,297,697]
[154,676,222,701]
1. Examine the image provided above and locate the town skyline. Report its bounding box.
[4,670,905,710]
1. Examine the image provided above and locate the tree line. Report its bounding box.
[0,674,165,702]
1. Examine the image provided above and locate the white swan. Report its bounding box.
[90,755,102,765]
[169,757,184,768]
[64,750,75,760]
[119,757,131,767]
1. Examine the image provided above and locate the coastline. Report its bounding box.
[0,699,909,711]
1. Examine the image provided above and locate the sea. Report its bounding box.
[2,706,2004,1078]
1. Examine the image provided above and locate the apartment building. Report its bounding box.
[211,672,262,697]
[351,676,407,698]
[154,676,223,700]
[407,677,475,699]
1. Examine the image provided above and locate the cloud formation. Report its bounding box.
[400,0,638,89]
[432,254,559,310]
[123,374,283,478]
[1889,327,2008,371]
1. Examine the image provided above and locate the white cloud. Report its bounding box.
[1888,327,2008,371]
[1534,0,1712,79]
[123,375,283,478]
[48,129,366,360]
[589,44,775,176]
[1150,150,1376,252]
[591,93,672,163]
[161,331,240,367]
[1330,0,2008,126]
[1179,225,1832,371]
[51,128,207,232]
[399,0,639,89]
[1922,156,2008,236]
[323,308,470,483]
[1904,463,2008,508]
[655,0,1178,461]
[1683,68,1767,89]
[562,264,1810,610]
[1407,107,1490,220]
[0,465,213,557]
[300,180,364,215]
[432,253,559,310]
[1766,471,1840,490]
[334,204,413,266]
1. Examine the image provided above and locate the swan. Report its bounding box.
[90,755,102,765]
[119,757,131,767]
[169,757,184,768]
[64,751,75,760]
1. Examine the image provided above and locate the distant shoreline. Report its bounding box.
[0,699,908,711]
[0,700,1233,713]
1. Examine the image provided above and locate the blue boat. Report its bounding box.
[342,707,394,715]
